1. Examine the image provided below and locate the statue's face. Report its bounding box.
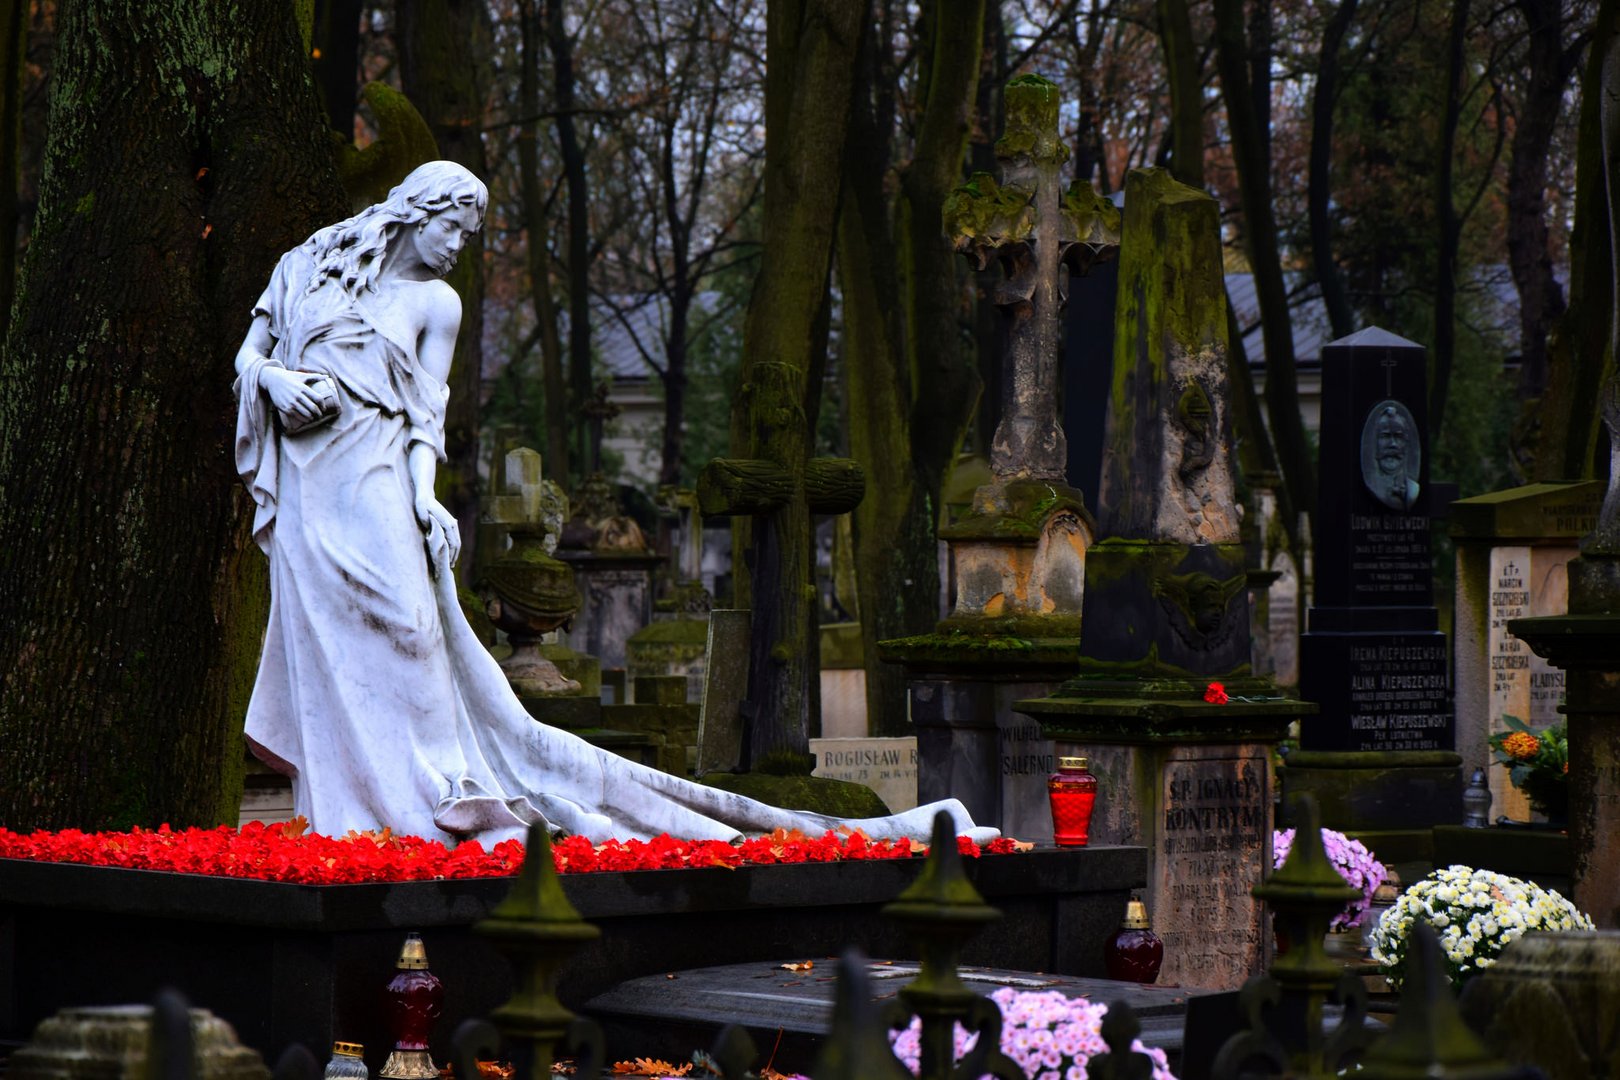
[411,204,481,278]
[1375,412,1409,475]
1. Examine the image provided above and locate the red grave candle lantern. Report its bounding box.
[1047,755,1098,847]
[380,933,443,1080]
[1104,900,1165,983]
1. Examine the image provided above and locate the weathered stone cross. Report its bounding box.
[697,359,864,769]
[943,73,1121,484]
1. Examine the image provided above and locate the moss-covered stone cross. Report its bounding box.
[943,74,1122,483]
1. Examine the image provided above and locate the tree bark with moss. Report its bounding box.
[722,0,865,766]
[0,0,24,342]
[0,1,346,830]
[838,0,985,735]
[1529,0,1612,483]
[399,0,493,576]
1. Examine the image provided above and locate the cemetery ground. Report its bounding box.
[4,11,1620,1078]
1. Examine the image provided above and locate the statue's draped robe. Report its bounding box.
[235,247,991,846]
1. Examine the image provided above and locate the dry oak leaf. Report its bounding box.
[610,1059,691,1076]
[276,816,311,839]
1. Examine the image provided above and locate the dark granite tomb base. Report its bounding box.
[584,959,1216,1075]
[1279,749,1463,882]
[0,846,1142,1066]
[1432,824,1573,896]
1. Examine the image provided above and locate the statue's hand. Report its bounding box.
[263,367,327,423]
[416,497,462,569]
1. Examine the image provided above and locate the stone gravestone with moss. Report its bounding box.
[881,74,1121,841]
[1451,480,1601,820]
[1017,166,1307,991]
[626,487,713,704]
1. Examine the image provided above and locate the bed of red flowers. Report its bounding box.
[0,819,1022,886]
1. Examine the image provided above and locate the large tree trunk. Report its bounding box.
[0,0,345,830]
[840,0,983,737]
[1213,0,1318,548]
[310,0,362,134]
[1308,0,1358,341]
[1156,0,1202,189]
[0,0,24,342]
[398,0,491,578]
[545,0,592,484]
[518,0,570,487]
[727,0,865,766]
[1535,0,1615,481]
[1506,0,1576,402]
[1430,0,1469,441]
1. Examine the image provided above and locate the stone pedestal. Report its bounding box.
[1508,605,1620,929]
[1458,931,1620,1079]
[625,616,710,704]
[1019,684,1301,989]
[8,1005,270,1080]
[881,639,1081,842]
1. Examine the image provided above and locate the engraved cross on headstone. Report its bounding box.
[943,74,1121,483]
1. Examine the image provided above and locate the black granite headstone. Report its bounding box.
[1300,327,1452,753]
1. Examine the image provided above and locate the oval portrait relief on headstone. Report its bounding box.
[1360,399,1422,511]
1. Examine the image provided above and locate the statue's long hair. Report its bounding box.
[303,161,488,297]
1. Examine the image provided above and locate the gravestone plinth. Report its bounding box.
[883,76,1120,841]
[1289,327,1459,846]
[1020,167,1308,989]
[1451,481,1600,819]
[625,587,712,705]
[555,548,664,672]
[1020,693,1297,989]
[626,490,714,703]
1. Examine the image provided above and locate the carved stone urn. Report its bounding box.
[480,522,583,695]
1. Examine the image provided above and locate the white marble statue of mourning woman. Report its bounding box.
[233,161,994,847]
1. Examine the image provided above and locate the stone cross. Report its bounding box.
[657,484,706,587]
[943,73,1121,483]
[697,359,865,769]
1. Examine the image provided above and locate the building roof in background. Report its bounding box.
[592,293,726,380]
[1228,265,1530,370]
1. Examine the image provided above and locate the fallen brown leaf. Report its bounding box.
[779,960,814,972]
[610,1059,690,1076]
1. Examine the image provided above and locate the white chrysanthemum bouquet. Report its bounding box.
[888,987,1177,1080]
[1368,864,1595,991]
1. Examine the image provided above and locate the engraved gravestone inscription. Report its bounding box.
[1154,747,1268,988]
